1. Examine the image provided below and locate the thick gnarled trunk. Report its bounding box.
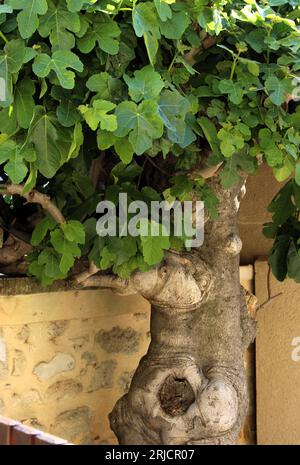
[109,179,255,445]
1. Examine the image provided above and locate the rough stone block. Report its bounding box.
[0,336,6,363]
[11,350,26,376]
[48,321,69,340]
[88,361,117,391]
[118,371,135,394]
[70,335,89,351]
[0,361,8,380]
[52,407,91,444]
[95,326,140,354]
[45,379,83,401]
[33,353,75,381]
[81,352,97,366]
[12,389,42,407]
[16,325,30,342]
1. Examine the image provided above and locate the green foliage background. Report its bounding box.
[0,0,300,284]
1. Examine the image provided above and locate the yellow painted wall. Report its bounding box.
[0,287,150,444]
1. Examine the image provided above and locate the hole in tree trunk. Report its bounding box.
[159,375,195,417]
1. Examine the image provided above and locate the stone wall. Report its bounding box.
[0,270,255,445]
[0,285,150,444]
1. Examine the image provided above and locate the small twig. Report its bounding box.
[184,37,217,66]
[168,51,179,73]
[256,265,283,311]
[256,292,283,311]
[73,262,100,285]
[187,162,223,180]
[266,265,271,301]
[256,263,283,311]
[0,31,8,44]
[89,153,105,189]
[184,47,201,66]
[145,155,171,177]
[0,184,66,224]
[137,158,147,189]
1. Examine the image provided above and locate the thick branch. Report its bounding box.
[77,273,136,295]
[0,233,32,265]
[0,184,66,224]
[0,260,28,275]
[184,36,217,65]
[75,255,209,310]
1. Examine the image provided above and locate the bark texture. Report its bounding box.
[109,178,255,445]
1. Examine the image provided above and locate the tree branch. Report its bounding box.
[73,262,100,285]
[184,36,218,66]
[89,153,105,189]
[0,184,66,224]
[145,155,171,177]
[0,260,28,275]
[77,272,136,295]
[0,233,32,266]
[188,162,223,180]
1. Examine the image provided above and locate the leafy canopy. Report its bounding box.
[0,0,300,284]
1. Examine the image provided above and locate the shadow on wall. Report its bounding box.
[239,164,285,265]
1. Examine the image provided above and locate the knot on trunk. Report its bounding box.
[224,234,242,256]
[159,375,195,416]
[133,261,213,310]
[109,357,240,445]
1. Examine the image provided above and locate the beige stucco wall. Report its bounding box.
[239,168,300,445]
[256,261,300,445]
